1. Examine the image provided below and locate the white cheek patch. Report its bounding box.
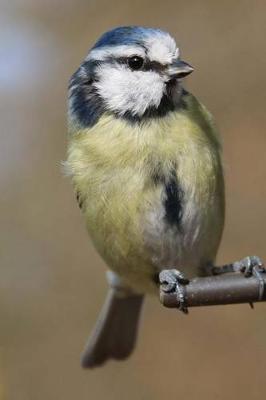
[145,33,179,64]
[94,64,165,116]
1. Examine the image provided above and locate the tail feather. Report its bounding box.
[81,289,144,368]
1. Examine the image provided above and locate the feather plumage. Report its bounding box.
[66,92,224,293]
[66,26,225,367]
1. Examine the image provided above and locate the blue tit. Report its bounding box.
[66,26,225,368]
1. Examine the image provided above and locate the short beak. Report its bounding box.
[167,59,194,79]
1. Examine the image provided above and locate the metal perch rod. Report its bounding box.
[159,265,266,309]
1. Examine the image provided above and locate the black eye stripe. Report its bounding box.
[107,57,166,73]
[147,60,165,72]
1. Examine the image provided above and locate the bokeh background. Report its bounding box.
[1,1,266,399]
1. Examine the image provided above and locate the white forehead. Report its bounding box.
[144,32,179,64]
[87,32,179,65]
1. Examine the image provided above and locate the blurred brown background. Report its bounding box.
[1,0,266,399]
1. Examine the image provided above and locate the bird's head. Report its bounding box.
[69,26,193,127]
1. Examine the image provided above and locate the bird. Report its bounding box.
[65,26,226,368]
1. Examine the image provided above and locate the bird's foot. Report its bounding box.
[231,256,264,277]
[212,256,264,278]
[211,256,265,309]
[159,269,189,314]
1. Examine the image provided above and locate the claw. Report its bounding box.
[159,269,189,314]
[233,256,264,277]
[175,271,190,285]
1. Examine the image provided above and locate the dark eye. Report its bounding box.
[127,56,144,70]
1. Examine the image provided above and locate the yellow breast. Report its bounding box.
[66,95,225,292]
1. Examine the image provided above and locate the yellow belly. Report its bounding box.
[66,102,225,294]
